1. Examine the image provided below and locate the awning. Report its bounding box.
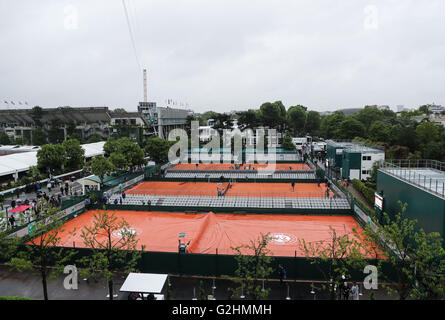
[9,205,31,213]
[119,273,168,293]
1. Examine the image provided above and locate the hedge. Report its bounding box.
[352,179,375,205]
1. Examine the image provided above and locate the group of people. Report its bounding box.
[338,281,360,300]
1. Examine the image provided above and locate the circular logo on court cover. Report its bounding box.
[270,233,297,245]
[112,227,141,239]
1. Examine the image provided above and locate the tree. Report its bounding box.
[109,152,128,171]
[87,156,114,185]
[37,144,67,175]
[320,112,345,138]
[305,111,321,136]
[47,118,65,144]
[87,133,102,143]
[416,121,439,147]
[32,127,46,145]
[286,106,307,136]
[337,118,366,139]
[368,121,392,143]
[298,226,366,300]
[260,101,286,130]
[0,132,11,145]
[237,110,260,130]
[362,202,445,300]
[30,106,44,127]
[8,202,76,300]
[354,107,384,133]
[79,210,144,300]
[226,233,274,300]
[145,137,174,164]
[281,132,295,151]
[62,139,85,170]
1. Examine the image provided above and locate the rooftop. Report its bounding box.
[379,159,445,198]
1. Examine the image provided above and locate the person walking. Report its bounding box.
[342,282,350,300]
[350,282,360,300]
[278,264,286,285]
[291,182,295,191]
[148,200,152,211]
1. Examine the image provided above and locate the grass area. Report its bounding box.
[0,296,35,300]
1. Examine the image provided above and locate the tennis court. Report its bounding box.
[171,163,311,171]
[126,181,330,198]
[47,210,368,257]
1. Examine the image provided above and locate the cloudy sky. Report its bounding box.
[0,0,444,113]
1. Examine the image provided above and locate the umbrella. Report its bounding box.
[9,205,31,213]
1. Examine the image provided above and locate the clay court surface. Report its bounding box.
[126,181,329,198]
[48,210,366,257]
[171,163,311,171]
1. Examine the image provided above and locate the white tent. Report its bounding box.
[120,273,167,300]
[0,142,105,179]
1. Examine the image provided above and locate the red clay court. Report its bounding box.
[126,181,330,198]
[171,163,311,171]
[50,210,367,257]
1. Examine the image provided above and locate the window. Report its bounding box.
[362,170,370,175]
[362,156,371,161]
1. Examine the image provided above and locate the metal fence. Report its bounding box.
[380,160,445,198]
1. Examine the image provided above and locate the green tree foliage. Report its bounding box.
[0,133,11,145]
[354,107,384,133]
[286,105,306,136]
[298,226,366,300]
[320,111,345,138]
[368,121,392,143]
[87,133,102,143]
[281,132,295,151]
[259,101,286,130]
[62,138,85,170]
[32,127,46,145]
[361,202,445,300]
[37,144,67,175]
[337,118,365,139]
[305,110,321,136]
[47,118,65,144]
[416,121,439,146]
[226,233,274,300]
[30,106,44,127]
[237,110,260,130]
[8,202,76,300]
[109,152,128,171]
[86,155,115,185]
[145,137,175,164]
[78,210,144,300]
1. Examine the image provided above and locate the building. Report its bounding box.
[426,104,445,114]
[377,160,445,239]
[0,107,111,143]
[138,102,190,139]
[0,104,192,143]
[326,140,385,180]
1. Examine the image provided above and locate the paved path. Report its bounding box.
[0,266,395,300]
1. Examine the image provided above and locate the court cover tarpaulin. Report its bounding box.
[39,210,368,257]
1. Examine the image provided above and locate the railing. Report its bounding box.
[381,160,445,198]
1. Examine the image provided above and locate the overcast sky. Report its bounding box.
[0,0,444,113]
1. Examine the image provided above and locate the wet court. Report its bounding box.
[171,163,311,171]
[126,181,330,198]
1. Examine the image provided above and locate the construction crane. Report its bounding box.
[143,68,147,103]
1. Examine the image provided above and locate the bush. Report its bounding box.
[352,179,375,205]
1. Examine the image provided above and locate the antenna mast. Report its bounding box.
[143,68,147,103]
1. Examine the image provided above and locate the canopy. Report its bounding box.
[9,205,31,213]
[120,273,168,293]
